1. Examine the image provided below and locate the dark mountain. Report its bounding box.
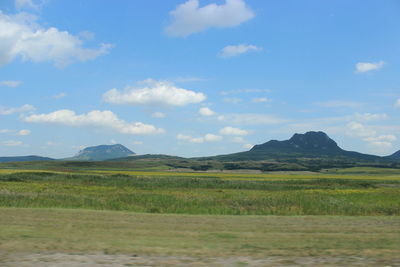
[0,155,54,163]
[209,131,381,161]
[66,144,135,161]
[386,150,400,160]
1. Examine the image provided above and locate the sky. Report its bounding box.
[0,0,399,158]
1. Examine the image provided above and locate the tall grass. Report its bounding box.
[0,172,399,215]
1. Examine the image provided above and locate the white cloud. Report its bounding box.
[364,135,397,143]
[177,133,222,143]
[177,134,204,143]
[199,107,215,116]
[347,122,396,152]
[103,79,206,107]
[15,0,39,10]
[151,112,166,118]
[0,104,35,115]
[219,44,261,58]
[224,113,287,125]
[252,97,269,103]
[0,12,111,67]
[347,122,376,137]
[219,126,248,136]
[17,129,30,136]
[243,143,253,149]
[2,140,23,146]
[315,100,363,109]
[204,133,223,142]
[23,109,165,135]
[0,129,11,134]
[355,61,384,73]
[395,99,400,108]
[353,113,387,122]
[165,0,254,37]
[0,80,22,87]
[53,92,66,99]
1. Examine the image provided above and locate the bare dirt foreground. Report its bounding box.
[1,252,400,267]
[0,208,399,266]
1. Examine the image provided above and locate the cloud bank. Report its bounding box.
[23,109,164,135]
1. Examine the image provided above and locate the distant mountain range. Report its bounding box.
[0,131,399,163]
[387,150,400,160]
[65,144,136,161]
[209,131,382,161]
[0,155,54,163]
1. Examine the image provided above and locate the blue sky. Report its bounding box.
[1,0,399,158]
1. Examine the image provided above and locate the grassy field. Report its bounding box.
[0,170,399,215]
[0,166,399,265]
[0,208,399,266]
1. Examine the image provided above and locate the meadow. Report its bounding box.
[0,166,399,265]
[0,169,399,215]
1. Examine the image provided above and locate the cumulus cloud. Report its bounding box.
[219,44,261,58]
[165,0,254,37]
[355,61,384,73]
[177,133,222,143]
[17,129,30,136]
[103,79,206,107]
[0,104,35,115]
[0,12,111,67]
[199,107,215,116]
[23,109,164,135]
[0,80,22,87]
[219,126,248,136]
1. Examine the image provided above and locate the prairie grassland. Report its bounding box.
[1,167,400,181]
[0,171,399,215]
[0,208,399,258]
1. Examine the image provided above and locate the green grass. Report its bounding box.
[0,171,399,215]
[0,208,399,257]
